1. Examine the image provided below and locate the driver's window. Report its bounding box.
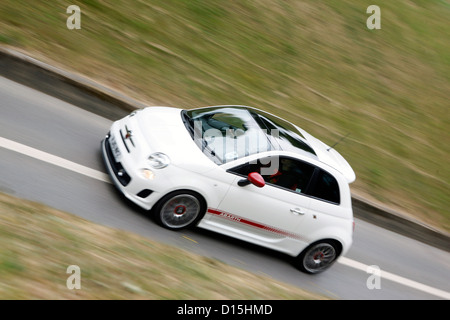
[229,157,315,194]
[263,157,314,193]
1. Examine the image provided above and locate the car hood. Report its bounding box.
[135,107,216,172]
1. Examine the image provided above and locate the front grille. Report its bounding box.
[120,125,135,153]
[104,135,131,186]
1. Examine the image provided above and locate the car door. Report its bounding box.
[208,156,315,244]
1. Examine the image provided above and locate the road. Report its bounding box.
[1,75,449,299]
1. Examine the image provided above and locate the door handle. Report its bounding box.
[290,208,305,215]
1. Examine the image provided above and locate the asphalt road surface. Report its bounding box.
[1,76,449,299]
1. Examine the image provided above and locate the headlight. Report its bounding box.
[148,152,170,169]
[140,169,155,180]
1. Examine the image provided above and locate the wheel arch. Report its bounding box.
[300,238,343,257]
[159,188,208,209]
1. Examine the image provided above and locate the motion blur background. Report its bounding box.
[1,0,449,233]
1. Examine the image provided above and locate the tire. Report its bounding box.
[295,240,341,274]
[153,190,206,230]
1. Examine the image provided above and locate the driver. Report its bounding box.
[265,158,300,191]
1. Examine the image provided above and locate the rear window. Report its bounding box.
[306,170,340,204]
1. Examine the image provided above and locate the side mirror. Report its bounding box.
[237,172,265,188]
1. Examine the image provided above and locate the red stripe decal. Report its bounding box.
[207,208,303,240]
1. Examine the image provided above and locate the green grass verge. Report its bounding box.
[0,0,448,231]
[0,192,325,299]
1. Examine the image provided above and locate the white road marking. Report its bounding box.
[0,137,110,183]
[1,136,449,299]
[338,257,450,299]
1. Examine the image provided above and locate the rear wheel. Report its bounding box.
[295,240,340,274]
[153,191,205,230]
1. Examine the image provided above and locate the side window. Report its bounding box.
[307,169,340,204]
[229,160,261,177]
[262,157,314,193]
[229,157,315,194]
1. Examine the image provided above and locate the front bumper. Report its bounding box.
[101,133,159,210]
[102,133,131,187]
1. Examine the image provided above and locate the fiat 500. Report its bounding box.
[101,105,356,273]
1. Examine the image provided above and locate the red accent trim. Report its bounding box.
[207,208,303,240]
[174,205,186,215]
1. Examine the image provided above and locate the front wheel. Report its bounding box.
[295,241,340,274]
[153,191,205,230]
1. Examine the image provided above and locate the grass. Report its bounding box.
[0,0,448,233]
[0,192,325,299]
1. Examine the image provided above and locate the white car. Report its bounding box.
[101,105,356,273]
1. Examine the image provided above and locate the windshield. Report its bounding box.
[182,106,316,164]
